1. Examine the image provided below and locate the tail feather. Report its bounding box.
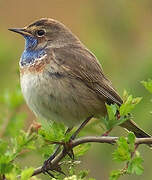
[120,119,151,138]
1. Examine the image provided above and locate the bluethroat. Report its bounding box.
[9,18,151,166]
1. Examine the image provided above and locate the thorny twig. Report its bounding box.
[28,136,152,177]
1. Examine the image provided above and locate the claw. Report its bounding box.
[55,165,66,176]
[42,155,66,178]
[42,160,55,178]
[59,170,66,176]
[42,160,66,178]
[42,159,51,174]
[67,149,74,160]
[45,170,55,178]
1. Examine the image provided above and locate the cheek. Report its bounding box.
[36,37,47,49]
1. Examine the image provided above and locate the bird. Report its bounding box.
[9,18,151,146]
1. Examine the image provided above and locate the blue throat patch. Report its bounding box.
[20,36,46,66]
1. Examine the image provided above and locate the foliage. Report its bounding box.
[101,90,142,131]
[21,168,34,180]
[110,132,144,180]
[0,79,151,179]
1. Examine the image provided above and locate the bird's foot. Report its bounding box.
[63,140,74,159]
[42,158,55,178]
[42,140,74,177]
[42,158,65,178]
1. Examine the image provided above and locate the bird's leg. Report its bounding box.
[63,115,94,159]
[71,115,93,140]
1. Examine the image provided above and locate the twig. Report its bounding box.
[29,136,152,177]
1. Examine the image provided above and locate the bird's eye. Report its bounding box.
[36,29,45,37]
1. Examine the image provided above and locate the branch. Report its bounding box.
[31,136,152,177]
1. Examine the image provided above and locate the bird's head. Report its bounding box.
[9,18,78,51]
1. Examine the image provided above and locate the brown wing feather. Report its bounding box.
[49,45,152,140]
[52,45,123,106]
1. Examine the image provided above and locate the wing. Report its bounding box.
[51,45,123,106]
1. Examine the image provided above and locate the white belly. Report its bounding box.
[20,72,106,127]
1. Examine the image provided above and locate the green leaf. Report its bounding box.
[120,93,142,116]
[6,172,18,180]
[114,115,130,127]
[109,170,121,180]
[64,130,74,142]
[141,79,152,94]
[38,121,65,142]
[21,167,34,180]
[13,131,36,156]
[127,132,135,144]
[127,156,144,175]
[113,137,131,162]
[122,90,129,103]
[0,155,14,174]
[51,122,65,141]
[106,104,117,120]
[127,132,135,152]
[101,104,120,130]
[38,144,56,159]
[78,170,89,179]
[102,103,131,130]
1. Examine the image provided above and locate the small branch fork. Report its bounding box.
[31,136,152,177]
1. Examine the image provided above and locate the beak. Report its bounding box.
[8,28,32,36]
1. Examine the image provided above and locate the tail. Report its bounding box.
[120,119,152,147]
[121,119,151,138]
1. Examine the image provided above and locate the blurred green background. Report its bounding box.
[1,0,152,179]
